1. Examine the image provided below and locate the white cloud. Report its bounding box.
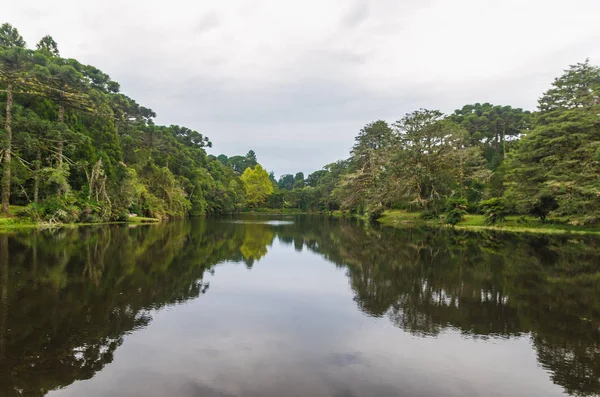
[4,0,600,175]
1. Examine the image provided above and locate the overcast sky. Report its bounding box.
[4,0,600,176]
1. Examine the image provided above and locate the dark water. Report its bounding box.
[0,215,599,397]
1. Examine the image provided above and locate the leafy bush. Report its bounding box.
[116,211,130,222]
[18,203,43,221]
[480,198,509,225]
[420,200,445,221]
[530,195,558,221]
[420,208,441,221]
[444,198,468,225]
[38,196,80,223]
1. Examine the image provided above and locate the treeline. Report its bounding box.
[3,21,598,224]
[0,23,258,222]
[265,60,600,224]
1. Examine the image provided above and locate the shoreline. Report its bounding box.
[376,210,600,236]
[2,209,600,236]
[0,216,160,232]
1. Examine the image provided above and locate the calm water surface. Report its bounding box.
[0,215,599,397]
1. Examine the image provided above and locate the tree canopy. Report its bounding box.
[0,23,275,220]
[260,59,600,224]
[2,21,599,224]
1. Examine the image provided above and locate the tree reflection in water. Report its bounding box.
[0,215,598,396]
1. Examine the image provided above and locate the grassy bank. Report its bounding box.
[378,210,600,235]
[0,205,159,232]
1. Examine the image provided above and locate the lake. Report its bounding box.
[0,215,598,397]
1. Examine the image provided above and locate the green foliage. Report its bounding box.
[0,23,26,48]
[444,198,468,225]
[504,61,600,218]
[365,203,384,223]
[278,174,295,190]
[530,195,559,221]
[293,172,305,189]
[449,103,531,168]
[36,35,59,57]
[480,198,509,225]
[282,59,600,223]
[0,23,251,222]
[241,164,273,208]
[2,22,600,225]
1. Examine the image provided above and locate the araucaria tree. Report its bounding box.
[0,22,250,221]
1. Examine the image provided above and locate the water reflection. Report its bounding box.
[0,216,599,396]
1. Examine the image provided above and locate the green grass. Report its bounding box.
[0,205,38,230]
[127,216,160,224]
[378,210,422,226]
[0,204,27,217]
[378,210,600,235]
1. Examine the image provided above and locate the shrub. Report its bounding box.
[420,208,441,221]
[420,200,445,221]
[116,211,130,222]
[480,198,509,225]
[530,195,558,221]
[39,196,80,223]
[18,203,43,221]
[444,198,468,225]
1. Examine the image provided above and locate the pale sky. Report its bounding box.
[4,0,600,176]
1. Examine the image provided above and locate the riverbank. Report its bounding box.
[0,206,160,232]
[377,210,600,235]
[240,208,327,215]
[4,206,599,235]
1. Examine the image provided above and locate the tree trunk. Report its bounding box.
[502,123,507,159]
[0,234,8,361]
[459,154,465,199]
[494,121,499,153]
[57,102,64,167]
[33,148,41,203]
[2,83,13,216]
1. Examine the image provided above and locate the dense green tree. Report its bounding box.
[505,61,600,217]
[335,111,489,213]
[36,35,60,57]
[538,59,600,111]
[352,120,394,158]
[334,121,393,211]
[293,172,305,189]
[217,154,228,165]
[241,164,273,207]
[449,103,531,168]
[306,170,326,187]
[386,111,468,209]
[0,23,26,48]
[278,174,295,190]
[226,150,258,174]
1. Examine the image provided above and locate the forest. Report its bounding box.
[267,60,600,226]
[1,22,599,226]
[0,23,247,222]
